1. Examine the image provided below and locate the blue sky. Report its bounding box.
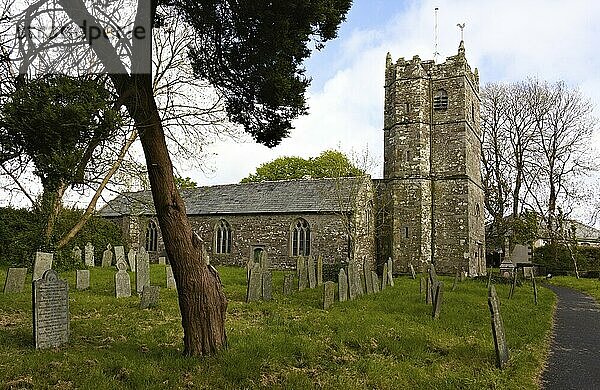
[192,0,600,190]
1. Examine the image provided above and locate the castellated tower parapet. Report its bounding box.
[378,42,485,276]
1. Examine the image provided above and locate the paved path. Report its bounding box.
[541,285,600,389]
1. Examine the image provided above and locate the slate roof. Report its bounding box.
[98,177,368,217]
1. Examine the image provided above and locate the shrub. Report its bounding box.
[534,244,600,275]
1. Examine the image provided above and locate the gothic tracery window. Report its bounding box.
[291,218,311,256]
[214,219,232,254]
[145,220,158,252]
[433,89,448,110]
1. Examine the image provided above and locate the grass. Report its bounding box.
[546,276,600,302]
[0,266,555,389]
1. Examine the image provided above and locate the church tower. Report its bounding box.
[380,42,485,275]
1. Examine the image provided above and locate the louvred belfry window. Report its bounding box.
[433,89,448,110]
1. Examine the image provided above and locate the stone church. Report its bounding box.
[99,42,486,276]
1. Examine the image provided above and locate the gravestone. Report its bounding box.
[84,242,94,267]
[33,252,53,281]
[33,270,69,349]
[246,263,262,302]
[259,250,270,271]
[114,246,126,269]
[316,255,323,286]
[409,263,416,279]
[425,277,432,304]
[76,270,90,291]
[532,275,538,305]
[338,268,349,302]
[262,271,272,301]
[488,285,509,369]
[347,263,358,300]
[127,249,136,271]
[283,274,294,295]
[487,268,493,289]
[136,247,150,294]
[3,268,27,293]
[382,263,388,290]
[452,270,460,291]
[364,263,373,294]
[101,244,113,267]
[508,271,517,299]
[420,277,426,295]
[115,263,131,298]
[307,256,316,289]
[323,281,335,310]
[140,285,159,308]
[246,258,254,282]
[166,265,176,290]
[371,271,380,293]
[432,282,443,319]
[72,246,82,264]
[298,256,308,291]
[158,256,166,265]
[387,258,394,287]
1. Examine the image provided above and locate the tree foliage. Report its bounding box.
[241,150,364,183]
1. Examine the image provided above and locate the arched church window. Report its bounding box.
[214,219,232,254]
[433,89,448,110]
[291,218,310,256]
[145,220,158,252]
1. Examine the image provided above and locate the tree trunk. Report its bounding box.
[129,79,227,355]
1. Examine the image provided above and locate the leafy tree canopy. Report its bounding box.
[175,176,198,189]
[241,149,363,183]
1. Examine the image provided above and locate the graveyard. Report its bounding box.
[1,263,556,389]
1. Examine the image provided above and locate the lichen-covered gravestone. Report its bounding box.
[348,263,359,300]
[382,263,388,290]
[84,242,94,267]
[409,263,416,279]
[158,256,166,265]
[283,274,294,295]
[297,256,307,291]
[316,255,323,286]
[140,285,159,308]
[72,246,82,264]
[127,249,136,271]
[364,263,373,294]
[33,269,69,349]
[115,263,131,298]
[101,244,113,267]
[33,252,53,281]
[323,281,335,310]
[262,271,272,301]
[338,269,349,302]
[488,284,509,369]
[246,263,262,302]
[3,268,27,293]
[307,256,316,289]
[387,258,394,287]
[166,265,176,290]
[136,247,150,294]
[114,246,126,269]
[432,282,443,319]
[371,271,380,293]
[76,270,90,291]
[425,277,432,304]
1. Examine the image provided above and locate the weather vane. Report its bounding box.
[457,23,466,41]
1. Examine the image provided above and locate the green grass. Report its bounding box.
[547,276,600,302]
[0,266,555,389]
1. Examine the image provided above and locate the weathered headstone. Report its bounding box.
[246,258,254,282]
[262,271,272,301]
[323,281,335,310]
[307,256,316,289]
[140,285,159,308]
[508,271,517,299]
[347,263,359,300]
[382,262,388,290]
[33,252,53,281]
[409,263,416,279]
[33,270,69,349]
[72,246,82,264]
[283,274,294,295]
[316,255,323,286]
[432,282,443,319]
[420,277,425,295]
[298,256,308,291]
[425,277,432,304]
[84,242,94,267]
[246,263,262,302]
[487,268,493,289]
[127,249,136,271]
[532,275,538,305]
[488,285,509,369]
[259,250,270,271]
[158,256,166,265]
[101,244,113,267]
[452,270,460,292]
[115,263,131,298]
[76,270,90,291]
[371,271,380,293]
[136,247,150,294]
[3,268,27,293]
[338,268,349,302]
[387,258,394,287]
[166,265,176,290]
[460,269,466,282]
[364,263,373,294]
[114,246,126,269]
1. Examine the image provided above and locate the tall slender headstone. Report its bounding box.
[488,285,509,369]
[532,275,538,305]
[347,263,357,300]
[115,263,131,298]
[114,246,126,269]
[101,244,113,267]
[338,269,349,302]
[262,271,272,301]
[297,256,307,291]
[316,255,323,286]
[158,256,166,265]
[33,252,53,281]
[307,256,317,289]
[409,263,416,279]
[259,250,270,271]
[76,270,90,291]
[246,263,262,302]
[127,249,136,272]
[246,258,254,282]
[283,274,294,295]
[166,265,176,290]
[3,268,27,293]
[364,259,373,294]
[425,277,432,304]
[323,281,335,310]
[371,271,380,293]
[136,247,150,294]
[387,258,394,287]
[84,242,94,267]
[432,282,443,319]
[33,270,69,349]
[382,263,388,290]
[72,246,82,264]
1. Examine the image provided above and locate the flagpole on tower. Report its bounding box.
[434,7,439,63]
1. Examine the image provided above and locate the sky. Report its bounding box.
[189,0,600,186]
